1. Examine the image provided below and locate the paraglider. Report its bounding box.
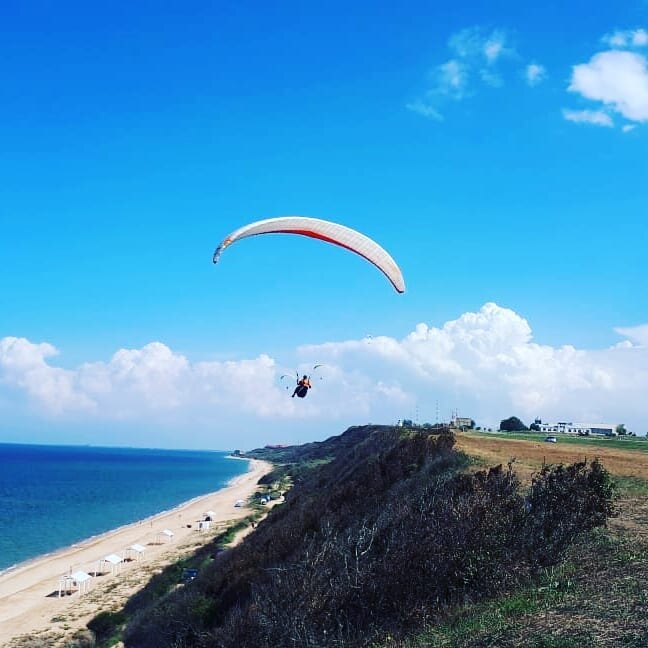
[292,375,311,399]
[213,216,405,293]
[280,365,326,399]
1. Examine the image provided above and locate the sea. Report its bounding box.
[0,443,250,573]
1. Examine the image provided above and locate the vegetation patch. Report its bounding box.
[87,611,126,646]
[83,519,252,647]
[117,425,615,648]
[401,456,647,648]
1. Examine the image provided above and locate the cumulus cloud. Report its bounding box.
[0,337,94,413]
[562,108,614,127]
[569,50,648,121]
[3,304,648,439]
[525,63,547,86]
[565,46,648,128]
[301,303,648,433]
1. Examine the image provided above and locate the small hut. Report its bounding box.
[58,571,92,597]
[100,553,123,575]
[127,543,146,561]
[155,528,175,543]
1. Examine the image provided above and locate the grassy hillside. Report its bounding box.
[91,425,615,648]
[404,431,648,647]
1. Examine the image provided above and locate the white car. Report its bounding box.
[544,435,558,443]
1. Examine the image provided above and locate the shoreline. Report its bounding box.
[0,461,250,579]
[0,457,272,646]
[0,456,252,579]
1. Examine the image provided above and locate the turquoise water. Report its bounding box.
[0,443,249,572]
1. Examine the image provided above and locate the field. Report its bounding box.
[456,431,648,481]
[469,430,648,451]
[405,430,648,646]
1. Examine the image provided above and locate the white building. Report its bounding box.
[537,421,618,436]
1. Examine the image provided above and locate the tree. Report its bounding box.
[499,416,528,432]
[616,424,627,436]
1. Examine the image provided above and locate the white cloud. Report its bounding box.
[602,28,648,48]
[622,123,637,132]
[614,324,648,346]
[0,337,94,413]
[437,59,469,97]
[525,63,547,86]
[484,38,505,63]
[562,108,614,127]
[568,50,648,123]
[4,304,648,440]
[449,27,512,64]
[301,303,648,433]
[409,26,528,120]
[405,100,443,121]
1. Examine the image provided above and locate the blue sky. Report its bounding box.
[1,1,647,448]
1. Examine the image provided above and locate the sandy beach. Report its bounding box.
[0,457,272,647]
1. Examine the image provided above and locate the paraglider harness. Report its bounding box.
[292,375,312,398]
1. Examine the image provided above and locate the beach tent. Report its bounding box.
[127,543,146,561]
[58,571,92,597]
[58,575,75,597]
[198,520,211,532]
[72,571,92,594]
[100,553,123,575]
[204,510,216,520]
[155,528,175,543]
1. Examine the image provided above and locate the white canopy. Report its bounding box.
[71,570,92,583]
[59,571,92,597]
[100,553,123,575]
[126,543,146,561]
[154,528,175,543]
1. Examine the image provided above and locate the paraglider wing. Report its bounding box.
[279,373,298,389]
[312,364,326,380]
[213,216,405,293]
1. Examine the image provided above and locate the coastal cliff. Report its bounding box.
[97,425,616,647]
